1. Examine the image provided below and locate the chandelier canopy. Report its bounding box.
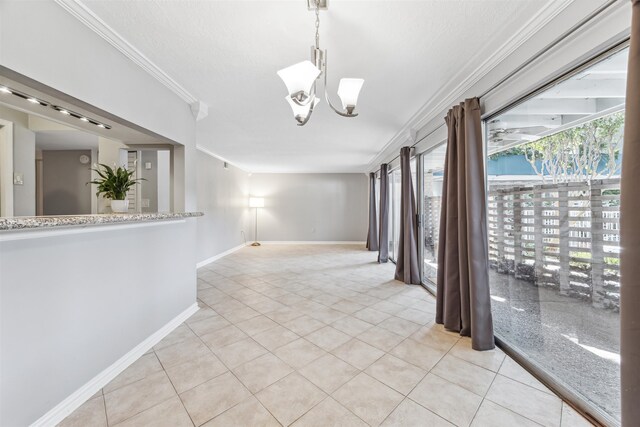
[277,0,364,126]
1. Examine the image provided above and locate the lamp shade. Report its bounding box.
[337,78,364,109]
[249,197,265,208]
[285,96,319,120]
[277,61,321,98]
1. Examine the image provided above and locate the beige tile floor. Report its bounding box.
[59,244,594,427]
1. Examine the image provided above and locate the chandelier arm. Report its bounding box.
[315,0,320,49]
[291,91,315,107]
[322,50,358,118]
[324,90,358,118]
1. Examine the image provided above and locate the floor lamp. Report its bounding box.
[249,197,264,246]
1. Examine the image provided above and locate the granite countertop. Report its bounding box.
[0,212,204,231]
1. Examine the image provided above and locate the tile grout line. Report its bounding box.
[101,391,109,427]
[181,317,265,427]
[151,342,197,427]
[393,323,469,426]
[205,255,391,425]
[74,245,574,427]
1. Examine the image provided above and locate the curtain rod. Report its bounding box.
[374,0,620,173]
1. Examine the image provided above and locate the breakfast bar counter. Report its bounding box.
[0,212,203,231]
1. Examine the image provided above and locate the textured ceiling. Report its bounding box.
[81,0,550,173]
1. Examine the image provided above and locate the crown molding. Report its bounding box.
[196,145,251,174]
[54,0,199,105]
[366,0,576,172]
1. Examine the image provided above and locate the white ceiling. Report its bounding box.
[81,0,551,173]
[36,130,99,150]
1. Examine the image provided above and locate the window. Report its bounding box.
[485,46,627,425]
[389,159,417,263]
[420,143,447,291]
[390,168,401,261]
[375,174,380,239]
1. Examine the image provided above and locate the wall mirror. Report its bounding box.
[0,70,182,217]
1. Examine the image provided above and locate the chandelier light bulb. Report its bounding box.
[277,61,321,101]
[337,78,364,112]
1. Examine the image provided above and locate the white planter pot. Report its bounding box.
[110,199,129,213]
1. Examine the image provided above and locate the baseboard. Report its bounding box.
[30,303,199,427]
[259,241,366,245]
[196,243,247,268]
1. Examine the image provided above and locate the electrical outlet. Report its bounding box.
[141,199,150,208]
[13,172,23,185]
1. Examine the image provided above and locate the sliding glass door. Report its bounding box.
[485,46,627,425]
[420,144,447,292]
[389,168,401,261]
[389,159,417,263]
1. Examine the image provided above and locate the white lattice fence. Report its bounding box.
[486,178,620,310]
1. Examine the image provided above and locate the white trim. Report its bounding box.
[196,145,251,174]
[366,0,575,171]
[196,243,247,268]
[0,120,14,217]
[53,0,198,104]
[30,303,199,427]
[0,219,186,242]
[259,241,366,245]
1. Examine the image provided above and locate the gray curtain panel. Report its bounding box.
[394,147,421,284]
[378,164,390,263]
[436,97,494,351]
[621,1,640,424]
[366,172,379,251]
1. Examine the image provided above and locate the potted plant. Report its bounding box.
[89,164,145,213]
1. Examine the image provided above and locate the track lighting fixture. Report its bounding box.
[0,85,112,130]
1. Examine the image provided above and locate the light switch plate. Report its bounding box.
[144,162,152,170]
[13,172,23,185]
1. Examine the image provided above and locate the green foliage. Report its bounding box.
[604,257,620,266]
[491,111,625,183]
[88,164,145,200]
[489,146,526,160]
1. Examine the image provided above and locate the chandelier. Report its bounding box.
[277,0,364,126]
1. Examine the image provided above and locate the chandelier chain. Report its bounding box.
[314,0,320,48]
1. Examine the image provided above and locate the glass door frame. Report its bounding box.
[388,166,398,264]
[416,144,446,296]
[479,40,629,427]
[416,151,428,291]
[388,156,418,265]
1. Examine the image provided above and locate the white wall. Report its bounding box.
[0,105,36,216]
[196,149,251,263]
[0,1,200,425]
[0,222,196,427]
[12,124,35,216]
[249,173,368,242]
[157,150,170,212]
